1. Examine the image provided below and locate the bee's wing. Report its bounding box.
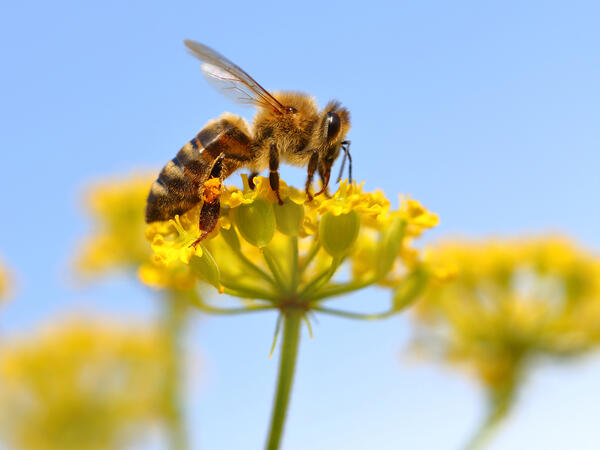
[200,62,265,108]
[184,40,284,114]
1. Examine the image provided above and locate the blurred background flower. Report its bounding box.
[411,236,600,449]
[74,173,194,449]
[0,317,171,450]
[75,174,196,291]
[0,256,13,302]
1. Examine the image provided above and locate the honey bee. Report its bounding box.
[146,40,352,245]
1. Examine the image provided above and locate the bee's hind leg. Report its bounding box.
[190,153,226,248]
[248,171,259,190]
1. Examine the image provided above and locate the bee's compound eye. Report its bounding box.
[326,112,341,141]
[286,106,297,114]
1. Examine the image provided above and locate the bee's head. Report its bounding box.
[315,101,351,168]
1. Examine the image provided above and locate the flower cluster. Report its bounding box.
[146,175,438,318]
[74,174,196,290]
[411,236,600,447]
[0,318,172,450]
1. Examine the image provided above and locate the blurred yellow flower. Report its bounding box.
[0,256,13,301]
[0,318,171,450]
[74,174,196,290]
[411,236,600,449]
[145,175,437,315]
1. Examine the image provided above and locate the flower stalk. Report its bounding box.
[163,293,189,450]
[266,308,303,450]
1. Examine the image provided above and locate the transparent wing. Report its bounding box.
[184,40,284,114]
[200,62,268,107]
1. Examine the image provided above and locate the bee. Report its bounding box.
[146,40,352,245]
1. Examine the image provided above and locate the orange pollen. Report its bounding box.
[202,178,222,203]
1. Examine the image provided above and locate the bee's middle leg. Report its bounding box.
[190,153,225,247]
[269,143,284,205]
[317,165,331,198]
[314,162,331,197]
[304,149,319,201]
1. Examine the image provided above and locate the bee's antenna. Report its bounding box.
[337,141,352,183]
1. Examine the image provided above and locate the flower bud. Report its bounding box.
[274,200,304,236]
[232,199,275,248]
[189,246,221,290]
[376,216,406,278]
[219,225,241,252]
[319,211,360,258]
[393,268,427,311]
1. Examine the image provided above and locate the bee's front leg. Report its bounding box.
[342,140,352,183]
[305,149,319,201]
[269,143,284,205]
[190,153,225,248]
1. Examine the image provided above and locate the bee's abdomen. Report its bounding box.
[145,115,252,223]
[145,140,212,223]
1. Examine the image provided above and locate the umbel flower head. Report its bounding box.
[74,174,196,290]
[0,318,172,450]
[146,175,438,318]
[411,236,600,449]
[146,174,437,449]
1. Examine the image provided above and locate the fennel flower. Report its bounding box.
[412,236,600,450]
[0,318,172,450]
[146,174,438,448]
[74,173,193,449]
[74,174,196,290]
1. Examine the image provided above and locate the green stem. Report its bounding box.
[306,277,377,302]
[312,305,395,321]
[193,301,273,315]
[262,247,288,293]
[297,257,342,300]
[186,289,274,314]
[230,244,277,286]
[219,279,279,302]
[464,382,516,450]
[297,239,320,278]
[266,309,303,450]
[163,293,188,450]
[289,236,299,293]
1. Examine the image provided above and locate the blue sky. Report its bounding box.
[1,1,599,449]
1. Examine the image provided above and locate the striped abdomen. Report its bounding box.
[146,115,252,223]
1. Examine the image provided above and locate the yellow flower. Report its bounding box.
[0,317,171,450]
[146,175,437,319]
[0,257,13,302]
[74,173,196,291]
[149,215,204,265]
[410,236,600,446]
[144,173,436,450]
[75,174,153,272]
[400,197,440,237]
[316,180,390,220]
